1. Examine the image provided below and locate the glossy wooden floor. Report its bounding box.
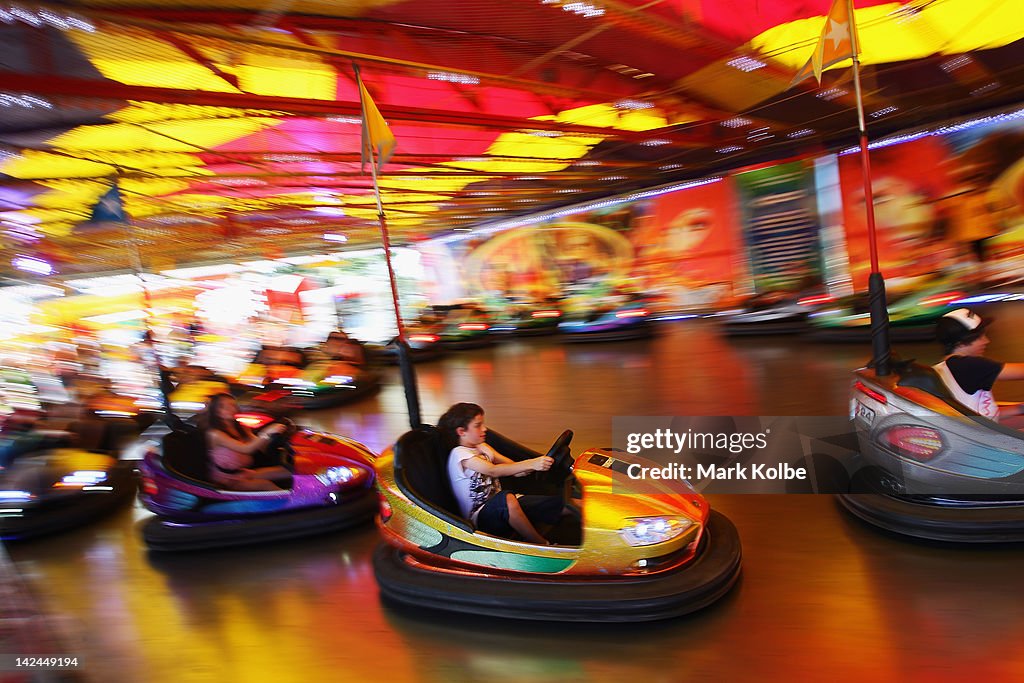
[7,311,1024,682]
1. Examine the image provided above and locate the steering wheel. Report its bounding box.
[545,429,574,481]
[276,417,298,438]
[262,417,297,470]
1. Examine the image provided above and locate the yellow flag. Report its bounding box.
[791,0,860,87]
[357,73,396,174]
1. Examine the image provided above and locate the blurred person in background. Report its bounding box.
[316,330,366,367]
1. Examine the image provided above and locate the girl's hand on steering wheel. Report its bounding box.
[265,423,287,436]
[532,456,554,472]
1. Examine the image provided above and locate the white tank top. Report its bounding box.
[932,360,999,419]
[447,443,501,521]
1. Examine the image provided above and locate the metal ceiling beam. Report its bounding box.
[159,31,241,91]
[0,71,712,144]
[96,5,739,123]
[67,8,647,103]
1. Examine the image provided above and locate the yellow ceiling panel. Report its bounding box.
[75,20,337,100]
[532,103,667,131]
[755,1,1024,72]
[678,61,789,113]
[369,192,452,205]
[111,102,283,124]
[235,45,337,100]
[69,28,241,91]
[82,0,405,13]
[485,132,603,160]
[120,178,193,199]
[28,178,191,227]
[363,103,626,221]
[21,209,82,229]
[50,151,207,171]
[50,116,278,152]
[2,151,111,180]
[941,0,1024,53]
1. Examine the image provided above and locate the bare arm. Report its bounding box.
[489,449,539,477]
[462,453,552,478]
[208,424,284,455]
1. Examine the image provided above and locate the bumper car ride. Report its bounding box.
[239,361,380,413]
[840,361,1024,542]
[136,413,377,551]
[229,360,301,396]
[490,305,563,337]
[0,448,136,540]
[413,305,496,350]
[373,426,741,622]
[808,284,964,342]
[1,420,73,470]
[558,305,654,343]
[720,292,823,336]
[437,318,495,350]
[367,335,447,365]
[438,328,494,350]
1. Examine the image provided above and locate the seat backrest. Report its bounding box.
[162,424,214,486]
[393,426,472,531]
[896,363,976,416]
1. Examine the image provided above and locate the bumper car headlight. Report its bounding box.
[55,470,109,488]
[274,377,316,388]
[618,516,693,547]
[134,397,164,411]
[316,466,356,485]
[95,409,137,418]
[171,401,206,414]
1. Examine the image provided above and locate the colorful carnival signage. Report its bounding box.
[733,160,823,292]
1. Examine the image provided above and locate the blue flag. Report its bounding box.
[75,183,128,234]
[90,184,127,223]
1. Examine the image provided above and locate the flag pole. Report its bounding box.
[114,177,176,413]
[847,1,891,376]
[356,65,422,429]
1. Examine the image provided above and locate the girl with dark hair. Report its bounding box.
[205,393,290,491]
[439,402,565,544]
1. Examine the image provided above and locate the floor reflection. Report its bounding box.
[6,306,1024,681]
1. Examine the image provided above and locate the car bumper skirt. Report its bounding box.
[141,486,377,551]
[372,509,742,622]
[838,468,1024,543]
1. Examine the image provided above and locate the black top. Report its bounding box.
[945,355,1003,394]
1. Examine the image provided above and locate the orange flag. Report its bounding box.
[791,0,860,87]
[356,70,396,174]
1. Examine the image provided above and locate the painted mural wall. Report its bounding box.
[420,109,1024,309]
[421,178,752,312]
[838,115,1024,293]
